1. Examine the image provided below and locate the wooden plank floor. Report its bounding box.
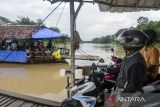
[0,89,62,107]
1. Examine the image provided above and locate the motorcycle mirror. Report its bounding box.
[91,63,97,70]
[99,58,104,63]
[111,48,114,52]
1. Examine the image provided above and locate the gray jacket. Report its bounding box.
[116,51,147,93]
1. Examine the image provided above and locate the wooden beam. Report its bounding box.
[153,0,160,8]
[84,0,159,9]
[115,0,118,6]
[142,0,147,8]
[123,0,128,12]
[75,1,83,19]
[135,0,141,8]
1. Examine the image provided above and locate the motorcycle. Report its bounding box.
[101,54,122,93]
[70,48,122,97]
[69,58,105,97]
[62,78,160,107]
[62,49,122,107]
[61,58,105,107]
[62,50,160,107]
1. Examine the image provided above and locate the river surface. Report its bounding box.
[0,43,124,102]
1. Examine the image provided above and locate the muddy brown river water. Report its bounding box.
[0,43,124,102]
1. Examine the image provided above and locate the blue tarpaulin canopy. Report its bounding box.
[32,27,64,39]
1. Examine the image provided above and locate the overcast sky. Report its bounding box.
[1,0,160,41]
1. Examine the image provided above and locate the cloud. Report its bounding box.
[0,0,160,40]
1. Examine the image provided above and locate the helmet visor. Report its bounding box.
[118,29,148,51]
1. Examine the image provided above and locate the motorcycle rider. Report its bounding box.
[116,29,148,93]
[105,29,148,107]
[141,29,159,82]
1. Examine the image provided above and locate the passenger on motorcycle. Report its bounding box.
[116,29,147,93]
[141,29,160,81]
[105,29,148,107]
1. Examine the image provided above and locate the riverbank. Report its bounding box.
[84,42,160,48]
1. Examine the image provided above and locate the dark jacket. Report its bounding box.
[116,51,147,93]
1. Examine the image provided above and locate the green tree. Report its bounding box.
[136,18,160,42]
[115,17,160,43]
[92,37,100,43]
[115,28,128,37]
[16,16,36,25]
[137,16,149,24]
[36,18,45,26]
[0,16,15,25]
[49,27,60,33]
[92,36,112,43]
[15,16,45,25]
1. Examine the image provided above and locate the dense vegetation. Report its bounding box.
[89,16,160,44]
[91,36,113,43]
[0,16,44,26]
[136,17,160,42]
[0,16,60,33]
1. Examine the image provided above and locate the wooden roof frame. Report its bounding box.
[96,0,160,12]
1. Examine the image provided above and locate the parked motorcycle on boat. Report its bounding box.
[61,58,105,107]
[62,78,160,107]
[62,49,122,107]
[70,48,122,96]
[62,48,160,107]
[69,58,105,97]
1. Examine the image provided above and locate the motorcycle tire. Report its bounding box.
[61,98,83,107]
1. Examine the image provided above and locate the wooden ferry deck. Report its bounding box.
[0,89,61,107]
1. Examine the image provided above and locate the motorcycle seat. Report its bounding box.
[143,85,160,93]
[146,74,160,85]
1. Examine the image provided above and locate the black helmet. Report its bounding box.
[143,29,157,43]
[118,29,148,51]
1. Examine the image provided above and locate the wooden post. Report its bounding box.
[67,1,83,97]
[70,0,75,87]
[67,76,70,98]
